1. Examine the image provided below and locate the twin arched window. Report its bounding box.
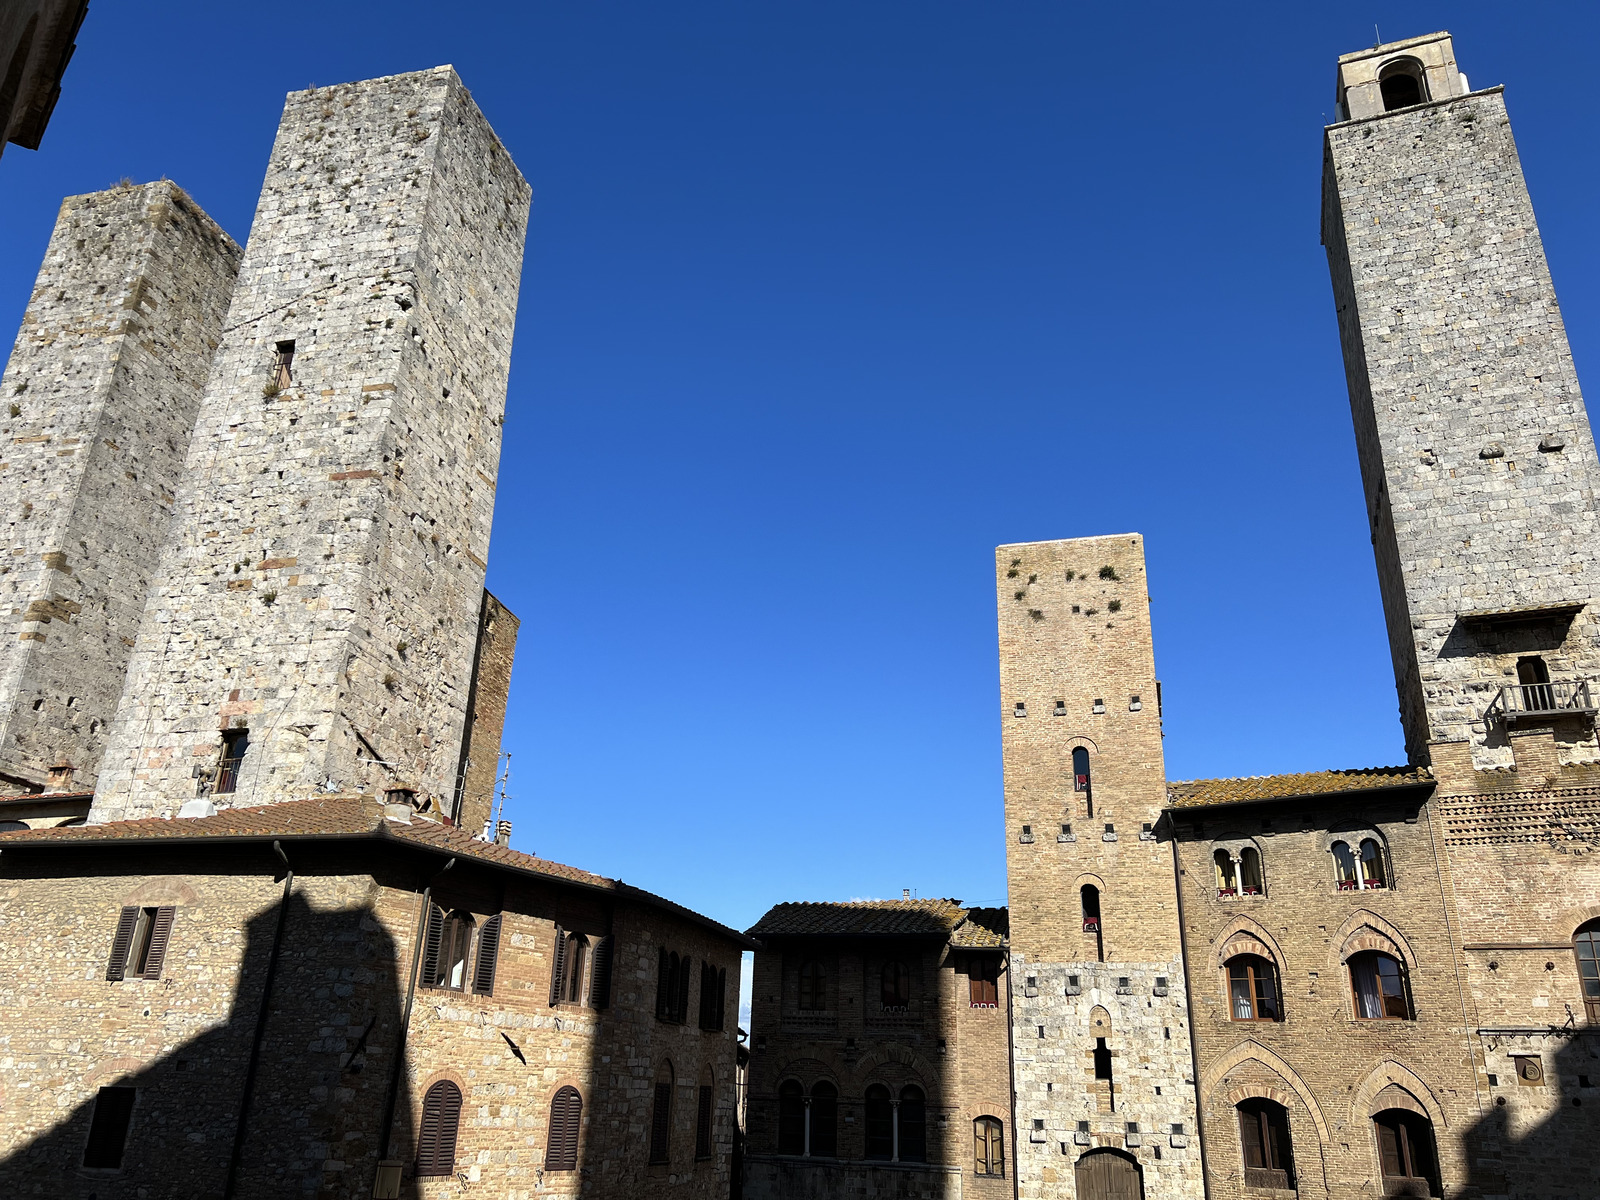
[865,1084,927,1162]
[1332,839,1387,890]
[777,1079,838,1157]
[423,906,504,995]
[1213,846,1264,897]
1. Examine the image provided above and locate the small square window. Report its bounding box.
[1091,698,1105,713]
[1487,1073,1499,1087]
[1033,1119,1045,1131]
[1171,1123,1184,1135]
[1155,977,1168,989]
[1104,823,1114,834]
[1125,1122,1139,1134]
[1036,1025,1045,1038]
[1129,695,1142,711]
[1077,1121,1091,1133]
[1118,977,1130,988]
[1054,700,1066,715]
[1014,702,1027,717]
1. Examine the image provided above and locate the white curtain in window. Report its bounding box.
[1351,956,1384,1018]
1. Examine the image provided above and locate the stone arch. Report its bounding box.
[1088,1005,1112,1034]
[1072,870,1108,893]
[1350,1060,1449,1129]
[1063,735,1100,754]
[120,876,200,907]
[851,1041,935,1085]
[1199,1039,1331,1147]
[1214,916,1287,970]
[420,1066,469,1097]
[1328,909,1418,971]
[776,1056,837,1089]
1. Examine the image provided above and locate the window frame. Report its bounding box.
[776,1079,806,1156]
[1226,954,1282,1022]
[1236,1097,1294,1190]
[1575,920,1600,1023]
[546,1085,581,1172]
[416,1080,464,1177]
[974,1115,1006,1177]
[797,959,826,1011]
[881,960,911,1012]
[1348,950,1411,1020]
[82,1086,137,1170]
[1373,1107,1439,1195]
[215,728,249,795]
[648,1065,674,1165]
[967,955,1000,1008]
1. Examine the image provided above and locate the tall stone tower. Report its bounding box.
[92,68,530,822]
[1323,31,1600,776]
[998,535,1201,1199]
[0,182,240,793]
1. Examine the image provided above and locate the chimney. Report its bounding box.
[494,819,512,847]
[45,761,75,793]
[903,888,911,900]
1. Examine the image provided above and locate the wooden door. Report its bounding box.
[1074,1148,1142,1200]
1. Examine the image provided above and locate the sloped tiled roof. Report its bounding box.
[1166,765,1433,810]
[0,790,93,806]
[950,906,1008,948]
[0,794,753,945]
[747,898,1007,945]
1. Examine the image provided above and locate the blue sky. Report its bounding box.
[4,3,1598,946]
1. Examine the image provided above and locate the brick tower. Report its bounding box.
[998,535,1202,1199]
[1323,31,1600,775]
[0,182,239,793]
[91,68,530,822]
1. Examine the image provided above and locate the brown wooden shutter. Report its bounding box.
[716,967,727,1030]
[473,914,502,996]
[549,926,567,1006]
[677,955,691,1023]
[655,947,669,1017]
[140,907,175,980]
[1238,1107,1265,1169]
[417,1080,463,1176]
[547,1085,581,1171]
[695,1083,713,1159]
[589,936,612,1009]
[106,907,138,982]
[649,1081,672,1163]
[421,902,445,988]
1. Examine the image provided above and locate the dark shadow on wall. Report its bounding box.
[1464,1022,1600,1199]
[0,850,413,1200]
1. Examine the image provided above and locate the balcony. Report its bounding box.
[1484,678,1598,725]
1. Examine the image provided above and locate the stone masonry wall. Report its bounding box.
[997,535,1201,1199]
[453,589,518,833]
[91,69,531,821]
[0,182,239,792]
[1323,87,1600,767]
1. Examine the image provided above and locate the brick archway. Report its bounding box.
[1327,909,1418,970]
[1199,1039,1331,1147]
[1349,1060,1448,1129]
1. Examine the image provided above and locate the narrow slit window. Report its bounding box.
[82,1086,137,1169]
[272,340,296,389]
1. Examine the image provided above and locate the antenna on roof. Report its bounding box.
[1374,24,1381,48]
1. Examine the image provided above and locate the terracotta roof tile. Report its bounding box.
[950,906,1009,948]
[0,795,752,945]
[0,790,93,806]
[1165,765,1433,810]
[747,898,990,940]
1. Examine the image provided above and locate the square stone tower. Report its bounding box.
[91,68,530,822]
[998,535,1201,1199]
[0,182,240,793]
[1323,32,1600,775]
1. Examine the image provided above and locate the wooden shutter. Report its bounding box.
[655,947,670,1017]
[716,967,727,1030]
[549,926,567,1006]
[695,1083,713,1159]
[649,1081,672,1163]
[140,907,175,980]
[106,907,138,982]
[417,1080,463,1176]
[1238,1107,1265,1169]
[547,1085,581,1171]
[677,955,691,1024]
[472,914,502,995]
[589,935,612,1009]
[421,902,445,988]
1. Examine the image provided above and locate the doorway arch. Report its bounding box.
[1074,1146,1143,1199]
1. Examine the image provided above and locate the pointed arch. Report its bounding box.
[851,1040,936,1084]
[1328,909,1419,970]
[1349,1060,1449,1130]
[1214,916,1288,969]
[1199,1039,1331,1147]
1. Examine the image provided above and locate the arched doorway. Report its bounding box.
[1075,1147,1143,1200]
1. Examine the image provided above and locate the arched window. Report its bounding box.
[695,1067,715,1161]
[798,960,826,1011]
[424,908,474,991]
[899,1085,927,1162]
[1072,746,1091,791]
[649,1061,673,1164]
[1349,951,1410,1019]
[777,1080,805,1155]
[1332,841,1359,890]
[1082,884,1104,961]
[864,1084,893,1159]
[546,1085,581,1171]
[1379,58,1427,111]
[881,961,911,1011]
[564,934,588,1004]
[1374,1108,1439,1196]
[1359,840,1387,889]
[1239,846,1264,896]
[1574,920,1600,1023]
[1518,655,1554,712]
[417,1080,463,1176]
[975,1116,1005,1177]
[1237,1098,1294,1189]
[1226,955,1281,1021]
[1214,849,1238,896]
[810,1081,838,1157]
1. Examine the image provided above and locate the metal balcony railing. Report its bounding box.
[1485,678,1598,724]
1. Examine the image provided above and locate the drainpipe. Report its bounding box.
[376,857,455,1166]
[1168,833,1212,1200]
[1004,946,1019,1200]
[222,840,294,1200]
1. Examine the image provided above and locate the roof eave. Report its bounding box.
[1163,778,1436,817]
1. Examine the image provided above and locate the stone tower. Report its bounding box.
[998,535,1201,1199]
[0,182,240,793]
[91,68,530,822]
[1323,31,1600,775]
